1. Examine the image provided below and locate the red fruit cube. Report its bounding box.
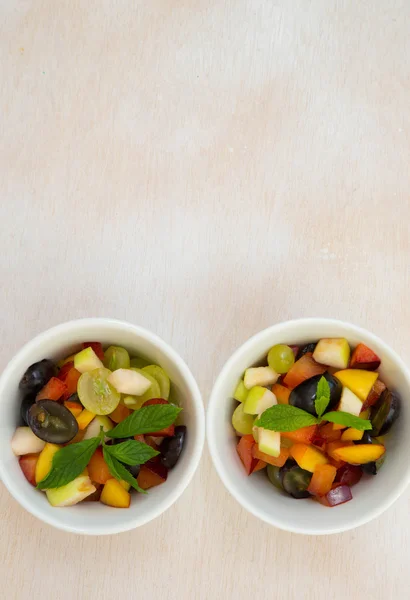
[142,398,175,436]
[362,379,387,410]
[137,463,168,490]
[336,464,363,487]
[19,453,39,486]
[350,343,381,371]
[82,342,104,361]
[236,435,258,475]
[282,353,326,390]
[317,484,353,507]
[36,377,67,401]
[57,361,75,381]
[59,366,81,400]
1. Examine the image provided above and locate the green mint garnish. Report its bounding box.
[320,411,372,430]
[255,405,318,431]
[315,376,331,418]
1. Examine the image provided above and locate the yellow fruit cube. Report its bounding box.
[35,443,60,484]
[334,369,378,402]
[100,478,131,508]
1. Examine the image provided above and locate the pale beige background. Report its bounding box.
[1,1,410,599]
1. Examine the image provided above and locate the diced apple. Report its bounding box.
[83,415,114,441]
[332,444,385,465]
[334,369,378,402]
[243,386,277,415]
[19,453,40,486]
[244,366,279,389]
[46,475,96,506]
[313,338,350,369]
[350,343,381,371]
[233,380,249,403]
[11,427,46,456]
[338,387,362,416]
[107,368,151,396]
[290,443,328,472]
[74,347,104,373]
[35,443,60,484]
[257,429,281,458]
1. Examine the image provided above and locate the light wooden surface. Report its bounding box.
[1,1,410,599]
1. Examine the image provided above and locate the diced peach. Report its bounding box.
[272,383,291,405]
[319,423,342,442]
[76,409,96,430]
[35,443,60,484]
[137,463,168,490]
[82,342,105,361]
[334,369,378,402]
[307,464,337,496]
[362,379,387,410]
[350,343,381,371]
[290,443,328,472]
[326,441,352,461]
[36,377,67,402]
[59,365,81,400]
[282,424,317,444]
[57,361,75,379]
[253,459,267,472]
[100,478,131,508]
[283,353,326,390]
[19,453,39,486]
[64,400,83,418]
[332,444,385,465]
[341,428,364,442]
[252,445,289,467]
[109,403,131,423]
[332,423,347,431]
[88,448,112,484]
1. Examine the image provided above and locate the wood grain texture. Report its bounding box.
[1,1,410,598]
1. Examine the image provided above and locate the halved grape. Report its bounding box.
[130,356,149,369]
[121,369,161,409]
[267,465,283,490]
[77,368,121,415]
[268,344,295,374]
[103,346,130,371]
[232,403,254,435]
[142,365,170,399]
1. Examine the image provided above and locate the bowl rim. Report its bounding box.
[0,317,205,535]
[207,317,410,535]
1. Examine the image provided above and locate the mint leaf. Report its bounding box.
[107,404,182,438]
[255,405,318,431]
[315,376,331,418]
[322,411,372,430]
[104,440,158,465]
[103,447,146,494]
[37,436,100,490]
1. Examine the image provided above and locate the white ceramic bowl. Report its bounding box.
[207,318,410,535]
[0,318,205,535]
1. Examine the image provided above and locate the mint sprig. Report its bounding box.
[255,405,318,431]
[107,404,181,438]
[315,376,330,418]
[254,380,372,432]
[321,411,372,431]
[37,403,181,491]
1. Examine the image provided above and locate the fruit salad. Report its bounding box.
[12,342,186,508]
[232,339,400,506]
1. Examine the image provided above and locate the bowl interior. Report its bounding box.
[207,319,410,534]
[0,319,204,534]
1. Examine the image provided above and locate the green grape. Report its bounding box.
[267,465,283,490]
[267,344,295,374]
[78,368,121,415]
[129,356,149,369]
[103,346,130,371]
[232,403,254,435]
[142,365,170,400]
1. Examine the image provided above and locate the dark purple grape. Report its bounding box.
[371,389,400,436]
[354,431,373,445]
[297,343,317,359]
[289,373,342,416]
[125,464,141,478]
[281,465,312,499]
[106,436,134,446]
[20,393,36,425]
[19,359,57,394]
[160,425,186,469]
[28,400,78,443]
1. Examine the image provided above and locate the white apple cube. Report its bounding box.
[338,386,362,416]
[313,338,350,369]
[244,366,279,390]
